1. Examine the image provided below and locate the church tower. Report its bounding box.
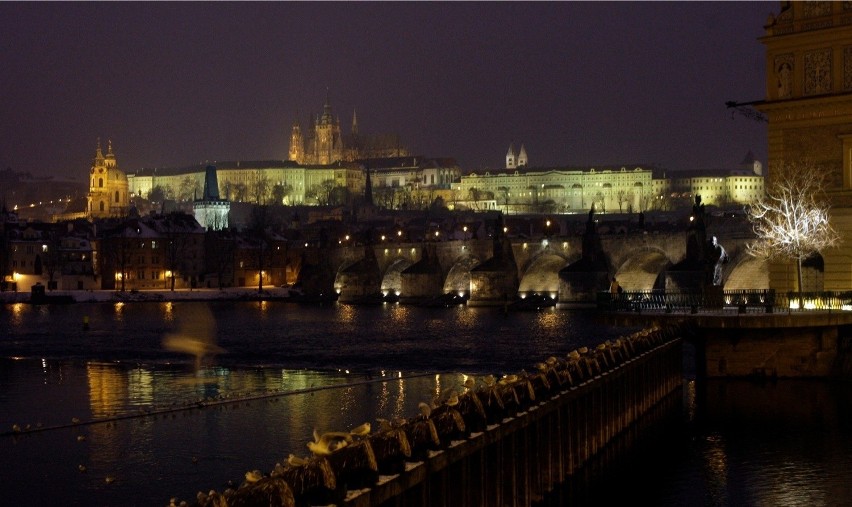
[288,121,304,164]
[310,92,344,165]
[87,139,129,220]
[506,143,516,169]
[517,144,528,168]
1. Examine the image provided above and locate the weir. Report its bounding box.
[192,324,687,507]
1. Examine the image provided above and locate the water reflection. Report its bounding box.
[701,433,728,503]
[10,302,25,326]
[534,308,560,328]
[113,302,125,321]
[162,301,174,323]
[86,363,127,418]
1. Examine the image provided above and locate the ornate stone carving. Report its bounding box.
[845,46,852,91]
[804,49,832,95]
[775,54,794,98]
[803,1,832,18]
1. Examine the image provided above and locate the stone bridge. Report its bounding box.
[296,219,763,305]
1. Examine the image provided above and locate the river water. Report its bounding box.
[1,301,851,506]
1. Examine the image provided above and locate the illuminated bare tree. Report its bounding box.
[178,176,200,202]
[747,160,840,303]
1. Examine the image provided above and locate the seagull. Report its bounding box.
[162,306,225,372]
[287,454,309,467]
[349,422,371,438]
[445,390,459,407]
[307,429,351,456]
[244,470,263,483]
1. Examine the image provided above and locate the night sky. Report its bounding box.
[0,2,772,179]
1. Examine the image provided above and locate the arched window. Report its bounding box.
[115,191,119,203]
[99,178,104,188]
[99,201,105,212]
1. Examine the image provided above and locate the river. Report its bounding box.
[1,300,851,506]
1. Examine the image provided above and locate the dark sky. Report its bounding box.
[0,2,772,179]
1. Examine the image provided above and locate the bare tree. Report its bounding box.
[148,185,169,203]
[497,186,510,213]
[232,183,248,202]
[373,186,396,209]
[251,172,271,204]
[747,160,840,304]
[249,205,271,293]
[272,183,293,205]
[178,176,200,202]
[306,179,335,206]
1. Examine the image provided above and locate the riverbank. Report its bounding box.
[0,285,299,304]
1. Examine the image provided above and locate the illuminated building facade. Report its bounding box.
[288,97,409,166]
[87,140,129,220]
[757,1,852,291]
[455,150,764,214]
[97,213,206,290]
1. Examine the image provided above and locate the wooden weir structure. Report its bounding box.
[193,323,687,507]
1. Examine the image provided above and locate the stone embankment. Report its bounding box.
[0,287,299,304]
[172,323,688,507]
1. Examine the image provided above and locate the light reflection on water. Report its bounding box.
[1,357,469,506]
[2,302,852,506]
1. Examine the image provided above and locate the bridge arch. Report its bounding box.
[381,257,414,295]
[722,255,769,290]
[443,255,482,295]
[518,253,571,296]
[612,246,672,291]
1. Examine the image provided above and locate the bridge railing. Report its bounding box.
[598,290,852,314]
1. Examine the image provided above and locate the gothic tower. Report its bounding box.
[288,121,304,164]
[506,143,516,169]
[310,93,344,165]
[193,165,230,230]
[517,144,528,167]
[87,139,129,220]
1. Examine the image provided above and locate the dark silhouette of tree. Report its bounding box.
[249,205,271,293]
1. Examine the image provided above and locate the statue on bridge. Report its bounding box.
[668,195,729,291]
[709,236,729,286]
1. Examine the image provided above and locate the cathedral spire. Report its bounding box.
[352,108,359,137]
[506,143,516,170]
[95,138,104,160]
[517,144,528,167]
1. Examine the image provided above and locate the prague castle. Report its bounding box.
[55,97,761,219]
[288,95,409,165]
